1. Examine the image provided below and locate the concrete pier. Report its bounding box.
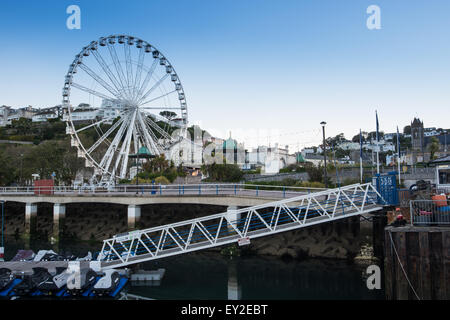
[53,203,66,241]
[227,261,242,300]
[24,203,37,237]
[384,226,450,300]
[226,206,241,233]
[128,205,141,229]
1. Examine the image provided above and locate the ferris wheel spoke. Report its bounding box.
[71,82,116,102]
[136,59,158,101]
[137,112,161,155]
[91,50,125,100]
[79,63,122,99]
[117,110,137,178]
[120,109,137,178]
[100,113,132,172]
[138,74,170,105]
[138,89,178,106]
[141,109,183,128]
[124,43,134,99]
[107,43,129,100]
[141,106,181,110]
[132,125,139,154]
[86,116,125,154]
[143,113,173,141]
[75,115,122,133]
[132,47,145,102]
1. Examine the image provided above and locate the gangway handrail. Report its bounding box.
[98,183,386,269]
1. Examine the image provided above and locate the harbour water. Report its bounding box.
[3,239,385,300]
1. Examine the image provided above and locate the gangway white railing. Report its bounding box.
[98,183,386,269]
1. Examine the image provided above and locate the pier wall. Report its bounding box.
[2,201,376,260]
[384,226,450,300]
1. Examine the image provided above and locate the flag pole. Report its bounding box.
[397,126,401,186]
[359,129,363,183]
[376,110,380,174]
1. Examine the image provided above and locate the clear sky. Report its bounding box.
[1,0,449,150]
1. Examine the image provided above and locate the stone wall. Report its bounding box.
[243,172,309,182]
[246,216,361,260]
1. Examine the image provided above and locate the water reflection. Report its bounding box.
[129,253,384,300]
[227,260,241,300]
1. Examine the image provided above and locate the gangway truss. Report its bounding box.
[98,183,386,269]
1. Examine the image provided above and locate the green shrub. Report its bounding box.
[294,181,325,188]
[154,176,170,185]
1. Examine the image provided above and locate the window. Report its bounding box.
[438,168,450,185]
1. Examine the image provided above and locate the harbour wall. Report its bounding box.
[2,202,377,261]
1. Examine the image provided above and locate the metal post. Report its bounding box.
[1,200,4,249]
[283,186,286,198]
[256,186,258,197]
[234,184,237,195]
[20,154,23,185]
[135,155,139,195]
[216,185,218,195]
[321,121,328,188]
[0,200,3,262]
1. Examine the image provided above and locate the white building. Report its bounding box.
[304,154,325,167]
[32,111,59,122]
[424,129,439,137]
[166,138,204,168]
[247,144,295,174]
[0,105,39,126]
[363,140,396,152]
[337,141,360,151]
[0,105,12,126]
[301,147,316,155]
[63,103,100,122]
[32,106,62,122]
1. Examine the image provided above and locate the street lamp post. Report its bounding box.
[1,200,4,261]
[135,154,140,195]
[321,121,328,188]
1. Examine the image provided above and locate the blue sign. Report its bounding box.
[375,171,398,206]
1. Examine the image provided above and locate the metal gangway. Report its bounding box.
[98,183,386,269]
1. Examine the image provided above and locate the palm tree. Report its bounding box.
[429,137,440,160]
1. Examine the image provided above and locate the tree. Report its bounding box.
[326,133,346,148]
[201,163,243,182]
[352,131,368,143]
[11,118,32,135]
[334,148,351,159]
[143,154,169,173]
[159,111,177,120]
[367,131,384,141]
[429,137,440,160]
[303,163,322,182]
[0,151,16,186]
[403,125,411,135]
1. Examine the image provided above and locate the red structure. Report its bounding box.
[34,179,54,195]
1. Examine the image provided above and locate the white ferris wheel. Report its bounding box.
[62,35,188,185]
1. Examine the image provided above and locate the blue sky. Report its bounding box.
[1,0,450,149]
